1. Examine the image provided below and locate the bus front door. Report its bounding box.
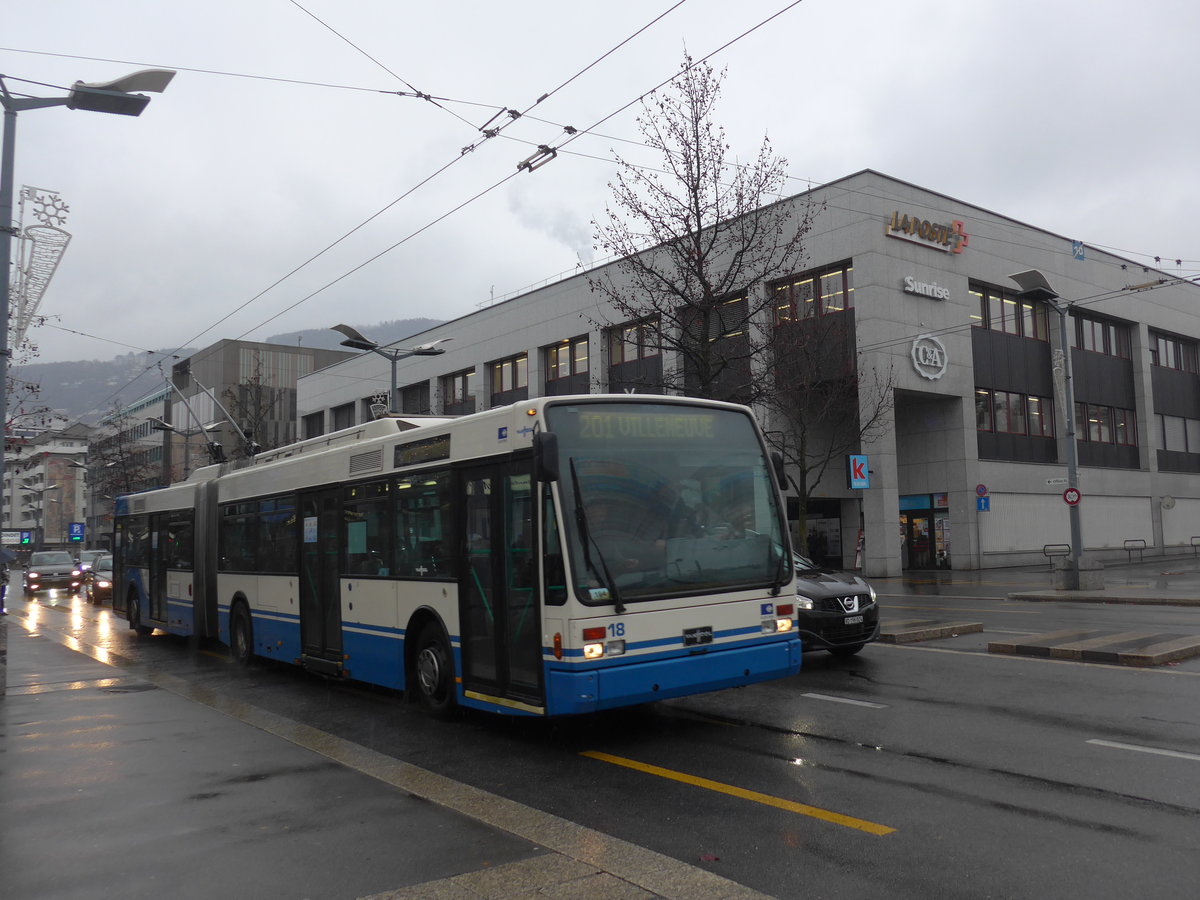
[299,488,344,675]
[459,463,543,709]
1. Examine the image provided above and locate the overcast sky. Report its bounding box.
[4,0,1198,366]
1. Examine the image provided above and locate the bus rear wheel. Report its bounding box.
[230,603,254,667]
[414,622,456,718]
[129,590,152,636]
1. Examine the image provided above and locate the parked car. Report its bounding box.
[84,554,114,606]
[23,551,83,596]
[793,553,879,656]
[77,549,107,572]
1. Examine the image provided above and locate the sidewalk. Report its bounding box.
[872,552,1200,605]
[0,613,771,900]
[1008,554,1200,605]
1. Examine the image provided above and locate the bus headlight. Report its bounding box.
[606,640,625,656]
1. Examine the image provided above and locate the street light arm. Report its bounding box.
[74,69,176,95]
[331,323,376,349]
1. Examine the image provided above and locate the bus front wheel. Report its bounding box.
[414,622,456,718]
[230,604,255,667]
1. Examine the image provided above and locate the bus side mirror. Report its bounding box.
[534,432,560,483]
[771,450,787,488]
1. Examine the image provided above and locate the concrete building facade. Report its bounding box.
[296,171,1200,577]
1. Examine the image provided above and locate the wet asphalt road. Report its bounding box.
[6,560,1200,899]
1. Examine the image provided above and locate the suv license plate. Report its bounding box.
[844,615,864,625]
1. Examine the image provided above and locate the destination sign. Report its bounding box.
[577,412,717,441]
[394,434,451,467]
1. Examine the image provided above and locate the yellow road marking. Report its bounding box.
[581,750,896,836]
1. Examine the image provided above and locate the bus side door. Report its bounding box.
[299,488,344,672]
[459,461,543,706]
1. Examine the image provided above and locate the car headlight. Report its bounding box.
[795,593,814,611]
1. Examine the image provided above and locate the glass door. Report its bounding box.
[459,461,542,705]
[299,488,343,667]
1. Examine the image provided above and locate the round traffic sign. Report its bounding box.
[1063,487,1081,506]
[975,483,988,497]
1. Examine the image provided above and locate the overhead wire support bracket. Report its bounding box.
[517,145,557,173]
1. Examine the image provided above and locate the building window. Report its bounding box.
[974,389,993,431]
[400,381,431,415]
[301,411,324,439]
[1076,403,1137,445]
[489,353,529,407]
[1157,414,1200,453]
[545,336,588,381]
[1073,313,1130,358]
[773,262,853,323]
[609,319,660,364]
[544,336,589,396]
[442,369,475,416]
[969,283,1050,340]
[331,403,354,431]
[1150,331,1199,372]
[491,354,527,394]
[976,388,1054,436]
[607,318,664,394]
[1027,396,1055,438]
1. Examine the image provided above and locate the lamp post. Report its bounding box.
[1,68,175,530]
[331,324,451,416]
[1009,269,1084,589]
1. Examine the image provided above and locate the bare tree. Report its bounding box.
[766,313,896,535]
[222,351,287,456]
[589,56,816,404]
[89,403,164,495]
[5,313,64,439]
[589,56,895,551]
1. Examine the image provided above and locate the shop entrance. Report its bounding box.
[899,493,950,569]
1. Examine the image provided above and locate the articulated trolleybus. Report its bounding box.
[113,395,801,716]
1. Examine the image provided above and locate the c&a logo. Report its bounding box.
[911,334,948,380]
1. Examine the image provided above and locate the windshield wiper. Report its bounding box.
[567,457,625,614]
[770,544,790,597]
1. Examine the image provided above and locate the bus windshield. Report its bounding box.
[545,400,789,605]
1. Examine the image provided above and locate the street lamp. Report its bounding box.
[1,68,175,531]
[331,324,451,416]
[1009,269,1084,590]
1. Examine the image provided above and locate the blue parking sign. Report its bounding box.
[69,522,85,541]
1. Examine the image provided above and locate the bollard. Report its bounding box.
[1053,556,1104,591]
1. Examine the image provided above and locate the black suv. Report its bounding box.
[23,551,83,596]
[793,553,879,656]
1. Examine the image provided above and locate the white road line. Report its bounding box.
[802,692,887,709]
[1086,739,1200,762]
